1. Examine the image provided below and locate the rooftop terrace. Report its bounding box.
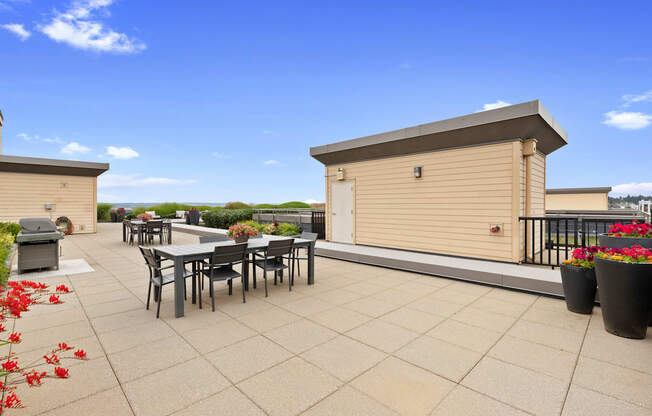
[7,223,652,416]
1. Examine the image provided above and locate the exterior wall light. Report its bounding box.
[337,167,344,181]
[414,166,422,178]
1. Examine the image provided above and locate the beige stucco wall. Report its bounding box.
[0,171,97,233]
[545,193,608,210]
[325,141,544,262]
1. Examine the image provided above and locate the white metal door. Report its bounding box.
[331,181,354,243]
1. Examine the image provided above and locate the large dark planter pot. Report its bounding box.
[594,257,652,339]
[110,212,117,222]
[598,234,652,250]
[234,234,249,244]
[560,265,597,314]
[189,210,200,226]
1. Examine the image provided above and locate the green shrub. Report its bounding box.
[252,203,278,209]
[97,203,112,221]
[0,229,15,284]
[202,209,253,229]
[277,201,311,209]
[224,201,251,210]
[261,223,277,235]
[244,220,265,232]
[0,222,20,238]
[277,223,301,236]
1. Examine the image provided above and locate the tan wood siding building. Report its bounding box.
[0,172,98,233]
[313,100,567,263]
[0,112,108,234]
[545,187,610,211]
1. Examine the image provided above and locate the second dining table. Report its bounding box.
[154,236,315,318]
[122,219,173,245]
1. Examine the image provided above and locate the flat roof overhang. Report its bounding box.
[546,187,612,195]
[310,100,568,165]
[0,155,109,177]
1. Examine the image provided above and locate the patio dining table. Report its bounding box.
[122,219,173,245]
[154,237,315,318]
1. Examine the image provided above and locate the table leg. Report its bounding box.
[243,255,249,291]
[308,242,315,285]
[191,261,197,304]
[122,222,126,242]
[138,225,143,246]
[168,223,172,244]
[174,257,185,318]
[153,252,161,301]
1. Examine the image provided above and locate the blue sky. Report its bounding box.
[1,0,651,203]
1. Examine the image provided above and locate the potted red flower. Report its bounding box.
[136,212,152,221]
[599,221,652,249]
[594,245,652,339]
[227,223,258,243]
[560,247,600,314]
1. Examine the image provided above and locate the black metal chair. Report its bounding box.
[199,235,228,243]
[292,231,318,278]
[139,246,192,318]
[125,220,140,245]
[145,220,164,245]
[196,235,230,289]
[252,239,294,296]
[200,243,248,311]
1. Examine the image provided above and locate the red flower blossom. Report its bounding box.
[74,349,87,359]
[2,360,19,372]
[53,367,69,378]
[58,342,73,351]
[25,371,47,386]
[0,323,5,332]
[44,353,60,365]
[49,294,61,304]
[55,285,70,293]
[3,392,22,408]
[8,332,21,343]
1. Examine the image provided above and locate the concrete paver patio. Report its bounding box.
[7,223,652,415]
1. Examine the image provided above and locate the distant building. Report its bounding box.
[0,110,109,233]
[545,187,611,211]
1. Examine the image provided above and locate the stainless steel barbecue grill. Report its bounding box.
[16,218,63,274]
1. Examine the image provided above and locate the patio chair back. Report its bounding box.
[199,235,228,244]
[267,239,294,257]
[300,231,318,242]
[209,243,247,267]
[138,246,157,269]
[146,220,163,232]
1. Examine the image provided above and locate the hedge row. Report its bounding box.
[0,222,19,284]
[202,209,253,229]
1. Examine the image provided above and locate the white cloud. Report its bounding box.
[61,141,91,155]
[211,152,232,159]
[622,89,652,107]
[38,0,146,54]
[263,159,279,166]
[303,199,321,204]
[98,173,196,188]
[43,136,65,144]
[2,23,31,40]
[602,111,652,130]
[478,100,511,112]
[106,145,139,160]
[97,192,122,203]
[17,132,38,142]
[611,182,652,196]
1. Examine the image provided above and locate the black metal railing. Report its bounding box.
[311,211,325,239]
[519,216,646,268]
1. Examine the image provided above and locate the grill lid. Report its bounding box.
[19,218,58,233]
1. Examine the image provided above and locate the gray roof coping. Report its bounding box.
[0,155,109,177]
[546,187,612,195]
[310,100,568,165]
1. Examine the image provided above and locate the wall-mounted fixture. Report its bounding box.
[414,166,422,178]
[337,168,344,181]
[490,224,502,234]
[44,203,54,211]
